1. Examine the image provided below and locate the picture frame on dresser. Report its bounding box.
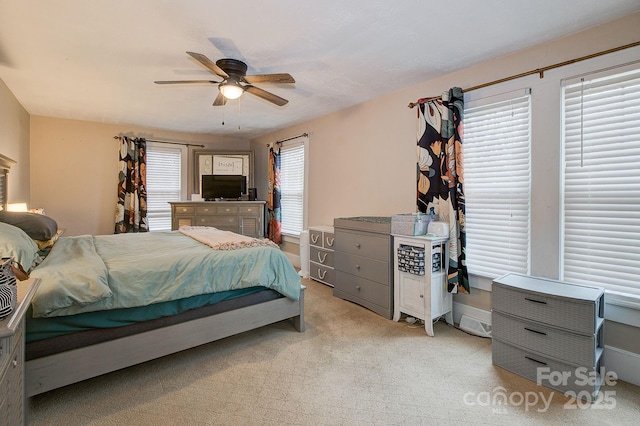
[193,151,254,196]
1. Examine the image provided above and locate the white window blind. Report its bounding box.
[279,142,305,236]
[146,146,182,231]
[463,91,531,278]
[562,66,640,297]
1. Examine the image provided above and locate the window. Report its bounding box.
[279,137,307,237]
[561,65,640,297]
[146,144,186,231]
[463,90,531,278]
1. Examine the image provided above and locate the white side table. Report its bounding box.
[392,235,453,336]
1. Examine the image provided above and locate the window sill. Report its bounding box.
[605,292,640,328]
[281,233,300,245]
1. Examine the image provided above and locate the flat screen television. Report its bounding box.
[202,174,246,200]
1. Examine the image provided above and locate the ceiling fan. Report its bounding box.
[155,51,295,106]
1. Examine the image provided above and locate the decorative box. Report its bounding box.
[391,213,429,236]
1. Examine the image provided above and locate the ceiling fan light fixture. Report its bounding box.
[219,81,244,100]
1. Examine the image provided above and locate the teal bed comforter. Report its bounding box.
[29,231,301,319]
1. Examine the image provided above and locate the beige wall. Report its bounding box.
[29,116,250,235]
[2,11,638,376]
[0,78,30,204]
[249,13,640,356]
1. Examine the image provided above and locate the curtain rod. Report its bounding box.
[113,135,205,148]
[408,40,640,108]
[266,132,309,147]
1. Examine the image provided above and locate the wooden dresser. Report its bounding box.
[1,278,40,425]
[333,217,393,319]
[492,273,605,399]
[170,201,265,238]
[308,226,335,287]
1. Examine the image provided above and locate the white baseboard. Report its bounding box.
[283,252,301,269]
[452,302,491,326]
[604,345,640,387]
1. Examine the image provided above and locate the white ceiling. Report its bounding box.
[1,1,639,139]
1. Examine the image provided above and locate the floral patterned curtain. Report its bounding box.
[267,146,282,244]
[416,87,469,293]
[115,136,148,233]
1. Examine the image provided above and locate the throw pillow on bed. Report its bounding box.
[0,211,58,240]
[0,221,40,274]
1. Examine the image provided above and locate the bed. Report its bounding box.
[0,160,304,397]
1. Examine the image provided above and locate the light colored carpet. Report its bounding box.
[28,278,640,425]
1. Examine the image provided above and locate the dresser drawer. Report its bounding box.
[196,216,239,228]
[492,311,602,366]
[216,205,239,214]
[335,252,389,285]
[335,271,390,308]
[174,205,195,214]
[310,263,335,285]
[492,283,600,335]
[309,230,324,247]
[196,205,216,215]
[0,336,9,375]
[323,233,335,249]
[335,230,389,260]
[310,246,334,267]
[492,339,602,397]
[240,205,260,214]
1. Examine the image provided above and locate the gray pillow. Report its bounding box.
[0,211,58,240]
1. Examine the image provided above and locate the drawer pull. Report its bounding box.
[317,252,327,263]
[181,208,188,212]
[326,237,334,247]
[524,327,547,336]
[524,297,547,305]
[204,208,210,212]
[12,357,18,367]
[355,243,361,248]
[525,356,547,366]
[355,264,360,270]
[420,294,424,298]
[318,270,327,279]
[311,234,320,244]
[356,285,361,291]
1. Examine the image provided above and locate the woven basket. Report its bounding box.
[0,257,18,320]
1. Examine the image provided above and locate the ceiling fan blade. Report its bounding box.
[243,73,295,84]
[154,80,220,84]
[213,92,227,106]
[244,85,288,106]
[186,51,229,79]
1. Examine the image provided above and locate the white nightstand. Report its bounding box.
[392,235,453,336]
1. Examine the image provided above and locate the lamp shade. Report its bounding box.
[7,203,28,212]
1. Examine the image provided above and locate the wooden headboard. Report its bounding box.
[0,154,17,211]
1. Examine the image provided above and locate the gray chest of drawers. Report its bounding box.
[1,278,40,426]
[308,226,335,286]
[492,273,605,399]
[333,217,393,319]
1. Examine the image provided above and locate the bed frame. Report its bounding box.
[26,287,304,396]
[0,153,305,397]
